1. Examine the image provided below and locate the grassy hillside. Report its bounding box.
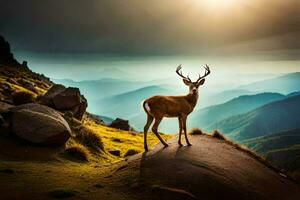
[210,95,300,141]
[242,129,300,174]
[84,119,171,158]
[191,92,285,129]
[0,65,52,101]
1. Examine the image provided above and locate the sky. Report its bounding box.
[0,0,300,81]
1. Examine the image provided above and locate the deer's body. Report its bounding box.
[142,65,210,151]
[143,94,198,118]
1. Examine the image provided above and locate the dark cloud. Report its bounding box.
[0,0,299,55]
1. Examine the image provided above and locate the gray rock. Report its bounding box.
[41,85,87,120]
[40,84,66,106]
[109,118,131,131]
[53,87,81,110]
[108,149,121,157]
[9,103,71,145]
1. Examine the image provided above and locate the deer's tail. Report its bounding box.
[142,100,151,115]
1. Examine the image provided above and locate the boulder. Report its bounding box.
[109,118,131,131]
[53,87,82,110]
[41,85,87,120]
[8,103,71,145]
[108,149,121,157]
[40,84,66,106]
[124,149,139,157]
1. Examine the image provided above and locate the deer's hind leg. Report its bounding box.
[152,117,168,147]
[178,116,183,146]
[144,114,154,151]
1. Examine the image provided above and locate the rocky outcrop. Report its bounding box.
[17,78,36,92]
[41,84,87,120]
[0,35,19,66]
[3,103,71,145]
[109,118,131,131]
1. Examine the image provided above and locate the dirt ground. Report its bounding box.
[1,135,300,200]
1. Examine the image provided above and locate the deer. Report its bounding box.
[142,64,211,151]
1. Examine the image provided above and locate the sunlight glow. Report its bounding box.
[195,0,239,10]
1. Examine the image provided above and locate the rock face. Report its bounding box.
[0,35,19,66]
[6,103,71,145]
[41,84,87,120]
[109,118,131,131]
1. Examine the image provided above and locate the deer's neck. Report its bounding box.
[185,93,198,109]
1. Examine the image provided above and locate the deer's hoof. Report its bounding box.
[163,144,169,148]
[187,143,192,146]
[178,143,183,147]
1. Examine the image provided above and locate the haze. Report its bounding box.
[1,0,299,85]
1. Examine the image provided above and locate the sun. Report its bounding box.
[194,0,238,10]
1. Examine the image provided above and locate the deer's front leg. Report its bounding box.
[178,116,183,146]
[152,117,168,147]
[182,116,192,146]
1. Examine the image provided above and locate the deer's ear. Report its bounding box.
[197,79,205,86]
[182,79,190,86]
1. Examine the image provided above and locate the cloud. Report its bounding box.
[0,0,299,56]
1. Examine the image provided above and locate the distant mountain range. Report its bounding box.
[238,72,300,94]
[89,85,174,120]
[190,92,286,129]
[210,94,300,141]
[53,78,149,100]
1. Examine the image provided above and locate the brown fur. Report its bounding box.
[142,80,205,151]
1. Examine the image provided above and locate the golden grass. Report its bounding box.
[75,126,104,151]
[189,128,204,135]
[84,119,172,158]
[211,130,226,140]
[65,143,90,161]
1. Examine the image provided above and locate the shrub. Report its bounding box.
[212,130,226,140]
[12,91,35,105]
[76,126,104,151]
[189,128,203,135]
[65,143,90,161]
[124,149,139,157]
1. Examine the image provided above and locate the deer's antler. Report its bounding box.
[176,65,191,82]
[196,64,210,83]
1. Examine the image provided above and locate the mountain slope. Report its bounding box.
[243,129,300,172]
[111,135,300,200]
[191,92,285,128]
[244,129,300,155]
[210,95,300,141]
[239,72,300,94]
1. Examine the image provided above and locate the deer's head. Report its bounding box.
[176,64,210,95]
